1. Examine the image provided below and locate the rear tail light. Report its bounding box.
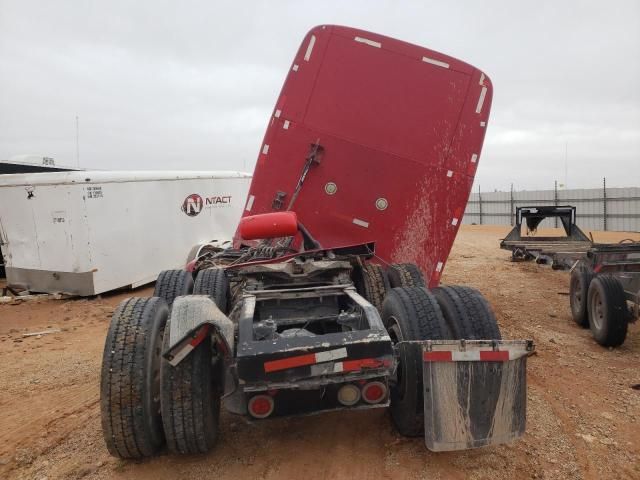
[362,381,387,404]
[248,394,275,419]
[337,384,361,406]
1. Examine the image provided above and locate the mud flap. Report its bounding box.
[163,296,235,366]
[421,340,534,452]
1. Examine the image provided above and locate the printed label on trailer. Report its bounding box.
[181,193,233,217]
[87,186,103,199]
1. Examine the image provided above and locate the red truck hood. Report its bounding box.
[236,25,493,287]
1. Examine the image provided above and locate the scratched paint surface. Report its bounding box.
[237,25,493,287]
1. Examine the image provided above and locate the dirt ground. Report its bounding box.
[1,225,639,480]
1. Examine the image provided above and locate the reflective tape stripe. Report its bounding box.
[422,56,449,69]
[264,352,316,372]
[480,350,510,361]
[353,218,369,228]
[304,35,316,61]
[264,347,348,373]
[476,86,488,114]
[315,347,347,363]
[354,36,381,48]
[424,350,512,362]
[424,351,453,362]
[309,357,389,376]
[245,195,255,212]
[168,325,209,367]
[190,325,210,347]
[342,358,386,371]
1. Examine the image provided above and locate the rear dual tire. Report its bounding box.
[100,297,168,459]
[387,263,426,288]
[354,263,389,312]
[160,323,220,454]
[154,270,194,307]
[193,267,230,313]
[383,284,501,437]
[432,285,501,340]
[161,297,223,455]
[383,287,450,437]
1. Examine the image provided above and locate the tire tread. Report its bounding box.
[100,297,167,459]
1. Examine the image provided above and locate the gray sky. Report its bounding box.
[1,0,638,191]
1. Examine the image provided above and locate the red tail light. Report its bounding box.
[362,381,387,404]
[248,395,275,419]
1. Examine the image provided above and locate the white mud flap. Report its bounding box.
[421,340,534,452]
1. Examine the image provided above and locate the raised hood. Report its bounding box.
[237,25,493,287]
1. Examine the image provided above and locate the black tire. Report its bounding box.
[100,297,169,459]
[193,268,230,313]
[432,285,477,339]
[353,263,389,313]
[387,263,426,288]
[444,285,501,339]
[154,270,194,307]
[161,301,221,454]
[570,266,593,327]
[382,287,451,437]
[587,275,629,347]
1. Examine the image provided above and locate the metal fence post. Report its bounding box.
[510,183,514,226]
[478,184,483,225]
[554,181,558,228]
[603,177,607,231]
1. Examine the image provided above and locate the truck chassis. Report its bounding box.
[99,213,533,458]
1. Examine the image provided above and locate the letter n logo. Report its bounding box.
[182,194,203,217]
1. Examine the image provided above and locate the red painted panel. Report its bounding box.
[237,25,493,287]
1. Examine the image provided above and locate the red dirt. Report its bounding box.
[1,226,638,480]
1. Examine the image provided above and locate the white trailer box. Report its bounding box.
[0,170,251,295]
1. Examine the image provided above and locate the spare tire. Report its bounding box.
[387,263,426,288]
[154,270,194,307]
[382,287,451,437]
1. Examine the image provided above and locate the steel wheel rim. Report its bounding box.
[570,276,581,311]
[387,315,405,397]
[590,289,604,330]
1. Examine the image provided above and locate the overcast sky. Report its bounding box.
[0,1,638,191]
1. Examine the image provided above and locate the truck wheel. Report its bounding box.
[154,270,194,307]
[570,267,593,327]
[387,263,426,288]
[161,301,221,454]
[100,297,168,458]
[193,268,230,313]
[382,287,450,437]
[431,285,477,339]
[441,285,501,339]
[353,263,389,312]
[587,275,629,347]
